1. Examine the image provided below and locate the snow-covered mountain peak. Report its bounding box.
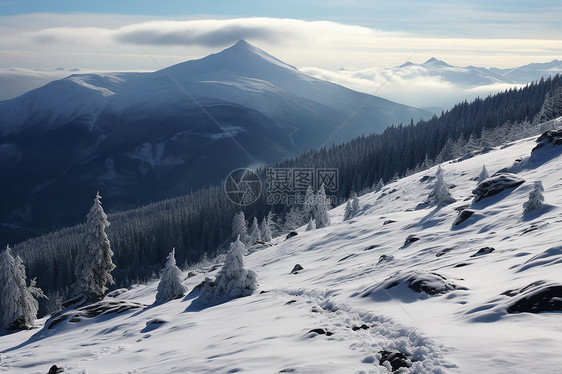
[423,57,451,67]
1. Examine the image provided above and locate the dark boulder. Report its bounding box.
[290,264,304,274]
[47,365,64,374]
[285,231,298,240]
[308,328,333,336]
[470,247,495,257]
[47,300,146,329]
[453,209,475,226]
[379,350,412,372]
[503,282,562,314]
[403,234,420,246]
[472,173,525,202]
[532,129,562,152]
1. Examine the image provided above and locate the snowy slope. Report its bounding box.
[2,120,562,373]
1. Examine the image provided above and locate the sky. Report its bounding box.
[1,0,561,106]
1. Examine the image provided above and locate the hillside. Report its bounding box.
[0,40,429,244]
[2,123,561,373]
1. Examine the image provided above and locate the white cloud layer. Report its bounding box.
[1,15,561,107]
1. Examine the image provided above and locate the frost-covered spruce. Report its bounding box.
[303,186,316,221]
[0,246,45,330]
[351,193,360,216]
[260,217,273,242]
[523,181,545,215]
[315,184,331,228]
[249,217,262,245]
[478,165,489,183]
[231,211,249,245]
[156,248,187,303]
[428,165,456,206]
[306,217,315,231]
[206,237,258,300]
[73,192,115,302]
[343,200,353,221]
[284,205,305,231]
[373,179,384,192]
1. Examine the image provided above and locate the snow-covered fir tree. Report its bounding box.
[0,246,45,330]
[427,166,456,206]
[249,217,262,245]
[231,211,249,245]
[478,165,490,183]
[306,217,315,231]
[260,217,273,242]
[523,181,545,215]
[73,192,116,302]
[201,237,258,301]
[155,248,187,303]
[302,186,316,221]
[315,184,331,228]
[351,193,360,216]
[284,206,305,231]
[343,200,353,221]
[373,179,384,192]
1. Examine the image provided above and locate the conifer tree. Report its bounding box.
[249,217,262,245]
[0,246,45,330]
[303,186,316,221]
[427,166,456,206]
[155,248,187,303]
[231,211,249,245]
[351,193,360,216]
[284,206,305,231]
[478,165,489,183]
[306,217,315,231]
[260,217,273,242]
[523,181,545,215]
[73,192,115,302]
[343,200,353,221]
[315,184,331,228]
[201,237,257,300]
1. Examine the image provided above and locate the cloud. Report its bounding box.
[300,66,523,109]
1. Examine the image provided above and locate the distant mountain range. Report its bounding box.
[303,58,562,110]
[399,57,562,86]
[0,40,429,244]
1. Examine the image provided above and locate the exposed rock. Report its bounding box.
[308,328,333,336]
[47,300,146,329]
[471,247,495,257]
[383,219,396,225]
[187,271,197,278]
[364,244,379,251]
[379,350,412,372]
[436,248,453,257]
[378,254,394,263]
[361,270,464,301]
[419,175,433,182]
[453,209,475,226]
[352,324,370,331]
[503,282,562,314]
[285,231,298,240]
[285,300,297,305]
[532,129,562,152]
[403,234,420,246]
[290,264,304,274]
[472,173,525,202]
[47,365,64,374]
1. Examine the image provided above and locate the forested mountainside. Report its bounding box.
[12,75,562,314]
